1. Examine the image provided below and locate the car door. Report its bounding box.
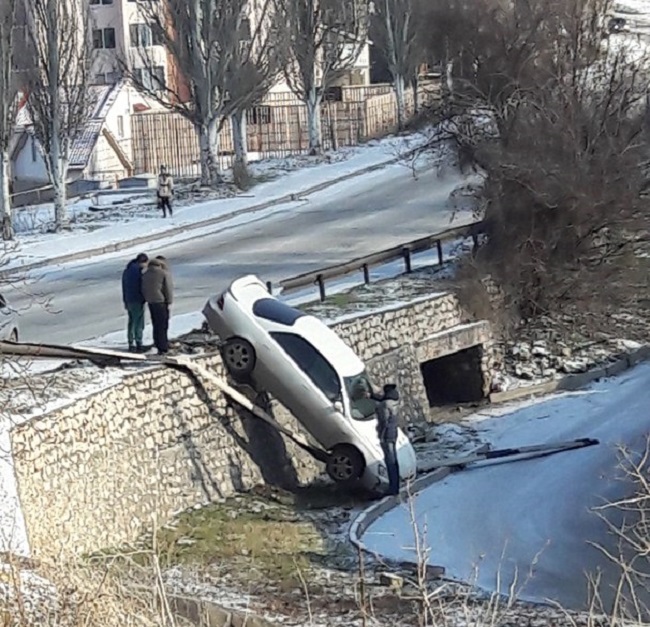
[269,331,346,448]
[0,294,14,340]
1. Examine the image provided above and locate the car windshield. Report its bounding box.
[253,298,305,326]
[344,372,378,421]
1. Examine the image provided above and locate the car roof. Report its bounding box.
[230,275,366,377]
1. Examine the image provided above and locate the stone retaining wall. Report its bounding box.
[10,292,493,558]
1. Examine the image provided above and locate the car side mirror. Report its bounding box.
[382,384,399,401]
[333,401,344,413]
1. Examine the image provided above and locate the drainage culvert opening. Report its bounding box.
[420,345,485,406]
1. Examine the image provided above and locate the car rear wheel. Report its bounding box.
[222,337,256,378]
[326,445,365,484]
[8,329,18,342]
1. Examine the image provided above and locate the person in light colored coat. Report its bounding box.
[142,255,174,354]
[157,165,174,218]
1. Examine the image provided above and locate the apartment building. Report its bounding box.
[88,0,169,86]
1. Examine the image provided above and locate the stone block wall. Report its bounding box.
[10,292,491,559]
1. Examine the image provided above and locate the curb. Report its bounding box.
[4,152,413,278]
[489,345,650,405]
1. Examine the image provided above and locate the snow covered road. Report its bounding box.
[361,364,650,611]
[9,164,472,345]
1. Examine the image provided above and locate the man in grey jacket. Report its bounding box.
[142,255,174,354]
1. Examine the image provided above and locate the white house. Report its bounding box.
[12,81,159,193]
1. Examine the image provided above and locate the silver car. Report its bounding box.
[0,293,19,342]
[203,275,417,490]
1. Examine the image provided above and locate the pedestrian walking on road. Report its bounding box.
[142,255,174,355]
[121,252,149,352]
[157,165,174,218]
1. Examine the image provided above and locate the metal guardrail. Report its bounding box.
[276,221,485,301]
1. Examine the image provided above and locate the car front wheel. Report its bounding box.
[326,444,365,484]
[222,337,256,379]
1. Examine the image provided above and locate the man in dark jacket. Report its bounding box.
[142,255,174,354]
[121,253,149,352]
[377,401,400,496]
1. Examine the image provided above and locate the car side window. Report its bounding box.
[270,332,342,402]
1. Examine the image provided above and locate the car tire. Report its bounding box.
[222,337,256,379]
[326,444,365,485]
[8,328,18,342]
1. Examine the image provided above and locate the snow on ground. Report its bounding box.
[4,131,438,273]
[361,363,650,612]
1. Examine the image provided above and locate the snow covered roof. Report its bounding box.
[14,82,124,169]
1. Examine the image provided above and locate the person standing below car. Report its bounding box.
[377,400,400,496]
[157,165,174,218]
[121,253,149,352]
[142,255,174,355]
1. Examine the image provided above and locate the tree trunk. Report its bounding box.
[394,73,407,131]
[306,87,322,155]
[0,151,13,240]
[412,74,420,115]
[50,133,68,230]
[198,119,221,187]
[232,110,248,168]
[231,110,250,190]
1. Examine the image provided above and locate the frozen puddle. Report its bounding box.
[361,363,650,611]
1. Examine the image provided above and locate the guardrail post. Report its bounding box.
[266,281,273,294]
[436,240,443,265]
[402,247,412,273]
[316,275,326,301]
[362,264,370,284]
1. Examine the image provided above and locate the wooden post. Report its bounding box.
[362,264,370,284]
[436,240,443,265]
[402,248,412,273]
[316,275,326,301]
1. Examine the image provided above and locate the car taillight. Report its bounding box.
[217,294,225,310]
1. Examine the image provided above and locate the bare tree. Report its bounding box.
[420,0,650,320]
[370,0,423,130]
[23,0,92,232]
[0,0,20,240]
[129,0,275,188]
[224,0,284,187]
[275,0,371,155]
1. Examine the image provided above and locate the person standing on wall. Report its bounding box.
[121,252,149,353]
[157,165,174,218]
[142,255,174,355]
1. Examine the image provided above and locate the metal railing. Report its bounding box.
[275,221,485,301]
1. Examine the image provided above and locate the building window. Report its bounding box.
[90,0,113,5]
[117,115,124,138]
[134,66,165,90]
[92,28,116,49]
[130,23,161,47]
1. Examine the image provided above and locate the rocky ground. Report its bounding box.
[148,423,596,627]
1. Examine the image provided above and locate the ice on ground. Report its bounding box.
[361,363,650,612]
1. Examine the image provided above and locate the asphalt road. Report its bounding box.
[9,164,472,345]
